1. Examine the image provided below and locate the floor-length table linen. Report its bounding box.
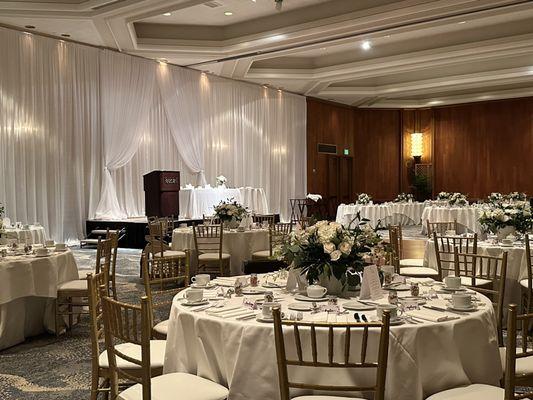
[387,202,427,226]
[171,228,269,276]
[0,225,47,245]
[421,206,482,234]
[0,248,79,350]
[164,282,501,400]
[336,204,393,228]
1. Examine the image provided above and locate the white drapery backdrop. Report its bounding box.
[0,27,306,241]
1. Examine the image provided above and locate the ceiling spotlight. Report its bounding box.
[163,12,171,16]
[361,40,372,50]
[158,58,167,64]
[24,25,36,29]
[61,33,70,37]
[458,21,467,24]
[224,11,233,16]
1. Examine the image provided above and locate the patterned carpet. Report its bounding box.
[0,248,146,400]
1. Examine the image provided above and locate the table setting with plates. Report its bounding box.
[171,226,270,276]
[163,272,501,400]
[0,221,47,245]
[0,241,78,350]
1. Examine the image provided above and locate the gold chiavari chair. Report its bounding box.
[252,222,293,260]
[141,254,188,339]
[427,303,533,400]
[389,225,438,278]
[433,232,478,281]
[272,308,391,400]
[454,249,507,345]
[108,231,119,299]
[193,224,230,277]
[252,214,276,227]
[78,234,113,279]
[55,238,113,335]
[100,293,229,400]
[519,234,533,314]
[426,219,459,237]
[145,220,187,261]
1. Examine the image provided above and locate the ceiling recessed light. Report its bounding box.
[224,11,233,16]
[163,12,171,16]
[458,21,467,24]
[61,33,70,37]
[24,25,35,29]
[361,40,372,50]
[158,58,167,64]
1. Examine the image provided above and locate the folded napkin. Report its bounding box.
[306,194,322,202]
[407,277,435,285]
[407,309,459,323]
[185,184,194,189]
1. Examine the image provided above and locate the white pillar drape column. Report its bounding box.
[93,50,156,219]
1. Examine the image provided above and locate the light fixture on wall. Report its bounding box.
[411,132,423,163]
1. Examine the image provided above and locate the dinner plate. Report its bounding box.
[242,288,267,295]
[342,301,376,311]
[447,304,478,312]
[287,302,313,311]
[294,294,328,302]
[383,284,411,291]
[182,300,209,307]
[262,282,284,289]
[399,296,427,305]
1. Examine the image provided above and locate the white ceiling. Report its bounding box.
[1,0,533,107]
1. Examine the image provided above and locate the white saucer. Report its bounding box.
[389,317,404,326]
[441,286,466,292]
[287,302,313,311]
[256,315,274,323]
[242,288,267,295]
[399,296,427,305]
[294,294,328,302]
[447,304,477,312]
[342,301,376,311]
[182,300,209,307]
[190,282,217,289]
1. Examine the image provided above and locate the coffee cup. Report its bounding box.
[306,284,327,298]
[502,238,513,246]
[191,274,210,287]
[185,289,204,303]
[452,293,472,309]
[444,276,461,289]
[35,248,48,256]
[262,302,280,319]
[445,230,456,236]
[45,240,55,247]
[377,304,398,321]
[55,243,67,251]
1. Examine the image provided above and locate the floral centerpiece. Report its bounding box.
[214,199,247,228]
[356,193,372,205]
[479,201,533,238]
[215,175,227,187]
[448,192,468,207]
[278,218,383,295]
[437,192,451,201]
[487,192,503,204]
[506,192,527,202]
[394,193,414,203]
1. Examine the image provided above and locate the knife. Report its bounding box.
[423,305,467,316]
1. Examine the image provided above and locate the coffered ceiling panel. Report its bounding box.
[1,0,533,107]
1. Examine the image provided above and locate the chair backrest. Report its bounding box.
[426,219,458,237]
[193,224,223,256]
[100,291,151,400]
[269,223,293,256]
[253,214,276,227]
[504,304,533,400]
[106,231,119,299]
[95,237,113,273]
[433,232,477,280]
[202,214,221,225]
[87,271,110,384]
[273,308,391,400]
[146,221,171,258]
[388,225,401,274]
[289,198,308,226]
[524,234,533,292]
[454,249,507,345]
[141,254,188,330]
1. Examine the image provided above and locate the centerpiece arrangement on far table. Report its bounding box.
[214,199,248,229]
[479,197,532,239]
[279,218,387,295]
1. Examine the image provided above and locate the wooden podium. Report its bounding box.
[143,170,180,217]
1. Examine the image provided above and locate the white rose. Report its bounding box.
[339,241,352,255]
[323,242,336,254]
[330,250,342,261]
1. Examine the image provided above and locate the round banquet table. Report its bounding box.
[164,278,501,400]
[171,228,270,276]
[1,224,47,245]
[0,247,78,350]
[336,204,393,229]
[238,187,269,215]
[386,201,427,226]
[421,206,482,234]
[424,238,528,315]
[179,187,243,220]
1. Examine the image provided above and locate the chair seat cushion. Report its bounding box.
[155,250,186,258]
[400,267,439,276]
[460,276,491,287]
[426,384,504,400]
[57,279,88,291]
[293,397,365,400]
[252,250,271,259]
[78,270,95,280]
[198,253,230,261]
[118,372,229,400]
[499,346,533,375]
[400,258,425,268]
[154,320,169,336]
[99,340,166,369]
[520,278,530,290]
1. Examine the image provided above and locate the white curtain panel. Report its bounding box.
[0,29,100,242]
[93,50,156,220]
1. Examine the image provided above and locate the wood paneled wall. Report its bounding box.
[307,96,533,203]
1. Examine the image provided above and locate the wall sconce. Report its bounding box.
[411,132,423,163]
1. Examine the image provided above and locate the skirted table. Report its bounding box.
[0,224,47,245]
[421,206,482,234]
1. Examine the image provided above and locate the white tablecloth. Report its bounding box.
[171,228,270,276]
[1,225,47,245]
[0,248,78,349]
[164,279,500,400]
[421,206,482,234]
[179,187,269,219]
[336,204,393,228]
[387,202,427,226]
[424,239,527,312]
